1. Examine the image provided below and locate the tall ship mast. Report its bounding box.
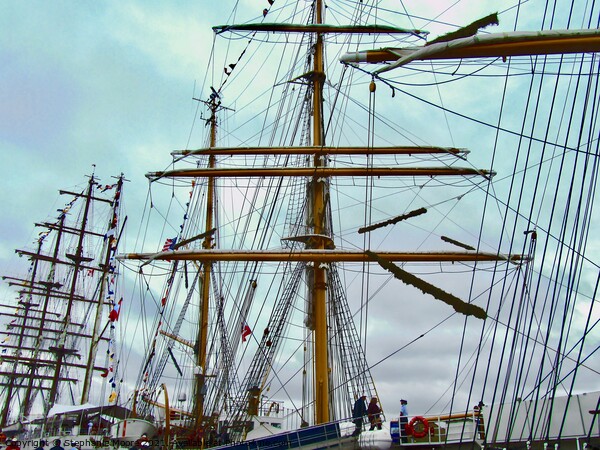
[115,1,599,449]
[0,174,127,435]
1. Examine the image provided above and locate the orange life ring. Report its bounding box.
[407,416,429,439]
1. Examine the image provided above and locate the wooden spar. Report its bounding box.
[147,166,493,180]
[2,324,111,341]
[15,249,105,272]
[0,355,108,372]
[2,312,84,327]
[426,411,481,422]
[59,189,114,204]
[160,330,194,349]
[174,228,216,250]
[367,250,487,319]
[213,23,425,35]
[338,28,600,72]
[0,372,79,384]
[3,276,62,291]
[35,222,108,238]
[5,285,107,305]
[171,146,468,157]
[120,249,525,264]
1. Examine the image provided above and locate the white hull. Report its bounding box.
[110,418,158,448]
[18,419,157,450]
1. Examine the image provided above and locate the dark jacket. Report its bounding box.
[367,400,381,419]
[353,397,367,418]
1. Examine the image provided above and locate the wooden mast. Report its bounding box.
[21,214,66,418]
[47,175,95,411]
[81,175,124,404]
[194,96,218,430]
[310,0,330,425]
[0,240,43,426]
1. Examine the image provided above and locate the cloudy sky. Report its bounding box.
[1,0,598,428]
[0,2,222,249]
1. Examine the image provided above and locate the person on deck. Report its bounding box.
[33,440,46,450]
[399,399,408,443]
[49,439,64,450]
[6,439,20,450]
[367,397,382,430]
[0,430,7,445]
[134,434,150,450]
[352,395,367,436]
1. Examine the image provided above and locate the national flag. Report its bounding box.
[242,322,252,342]
[100,183,116,192]
[109,298,123,322]
[162,238,177,252]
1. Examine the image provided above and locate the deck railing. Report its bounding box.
[391,410,484,446]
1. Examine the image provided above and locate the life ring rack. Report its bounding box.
[407,416,430,439]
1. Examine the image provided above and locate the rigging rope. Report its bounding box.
[359,78,377,353]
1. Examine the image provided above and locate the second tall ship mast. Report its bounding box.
[0,174,126,427]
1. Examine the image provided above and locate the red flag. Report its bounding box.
[242,322,252,342]
[109,298,123,322]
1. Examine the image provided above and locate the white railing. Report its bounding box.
[391,411,484,446]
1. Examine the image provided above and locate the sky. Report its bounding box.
[0,2,221,246]
[1,0,598,430]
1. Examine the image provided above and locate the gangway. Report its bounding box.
[209,421,356,450]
